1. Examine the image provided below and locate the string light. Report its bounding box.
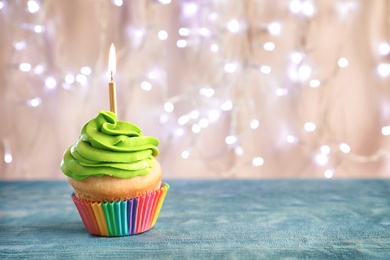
[3,0,390,180]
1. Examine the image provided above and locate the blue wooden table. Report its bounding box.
[1,180,390,259]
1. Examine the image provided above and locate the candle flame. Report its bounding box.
[108,43,116,80]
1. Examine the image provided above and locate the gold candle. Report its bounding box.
[108,43,117,114]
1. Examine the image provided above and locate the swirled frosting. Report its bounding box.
[61,111,159,180]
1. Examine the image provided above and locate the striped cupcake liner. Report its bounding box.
[71,182,169,236]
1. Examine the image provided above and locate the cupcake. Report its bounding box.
[61,110,169,236]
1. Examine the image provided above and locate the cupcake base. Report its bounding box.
[72,182,169,236]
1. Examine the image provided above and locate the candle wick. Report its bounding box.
[110,71,114,82]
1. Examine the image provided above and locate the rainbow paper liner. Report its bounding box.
[71,182,169,236]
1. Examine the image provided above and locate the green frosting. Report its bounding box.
[61,111,159,180]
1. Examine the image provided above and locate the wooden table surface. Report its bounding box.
[1,179,390,259]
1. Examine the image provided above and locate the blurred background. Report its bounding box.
[1,0,390,179]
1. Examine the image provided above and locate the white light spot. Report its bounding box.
[45,77,57,89]
[33,64,45,75]
[264,42,275,51]
[199,118,209,128]
[276,88,288,96]
[268,22,281,35]
[291,52,303,64]
[27,97,41,107]
[227,19,240,33]
[178,27,190,36]
[210,44,219,52]
[159,114,169,124]
[64,74,75,84]
[176,39,187,48]
[302,1,315,16]
[178,115,190,125]
[159,0,171,4]
[181,150,190,159]
[148,70,159,80]
[382,126,390,136]
[141,81,152,91]
[80,66,91,76]
[304,122,316,132]
[286,135,297,143]
[298,65,311,81]
[112,0,123,6]
[235,146,244,156]
[309,79,321,88]
[176,128,184,136]
[27,0,40,13]
[339,143,351,153]
[19,63,31,72]
[0,2,4,10]
[224,62,238,73]
[315,154,328,166]
[250,119,260,129]
[252,157,264,166]
[4,152,12,164]
[164,102,174,113]
[158,30,168,40]
[289,0,301,13]
[192,124,201,133]
[134,29,145,38]
[34,25,44,33]
[199,87,215,97]
[320,145,331,155]
[379,42,390,56]
[76,74,87,85]
[221,100,233,111]
[377,63,390,77]
[260,65,271,74]
[199,27,210,37]
[14,41,27,51]
[189,110,200,119]
[338,57,349,68]
[182,2,198,17]
[225,135,237,145]
[208,109,220,122]
[324,168,334,178]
